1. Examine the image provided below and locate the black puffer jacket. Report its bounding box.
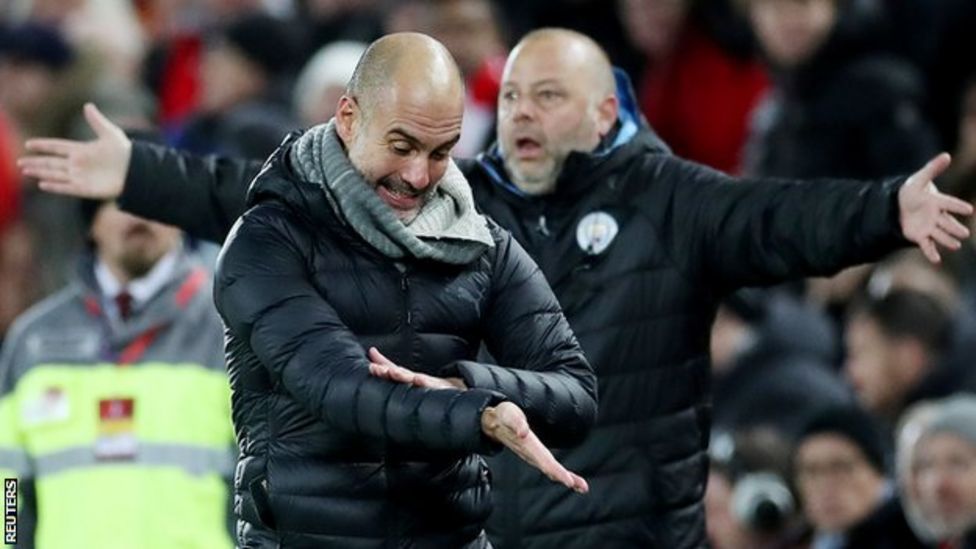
[461,95,909,547]
[213,137,596,548]
[120,104,909,548]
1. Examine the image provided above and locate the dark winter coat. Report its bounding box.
[118,80,911,547]
[212,136,596,547]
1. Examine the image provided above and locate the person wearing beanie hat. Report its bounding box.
[0,22,74,70]
[220,13,299,80]
[798,405,888,474]
[0,22,75,132]
[898,395,976,547]
[793,405,925,549]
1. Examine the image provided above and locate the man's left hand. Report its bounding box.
[900,152,974,263]
[367,347,467,390]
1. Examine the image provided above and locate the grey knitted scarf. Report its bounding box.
[289,120,494,265]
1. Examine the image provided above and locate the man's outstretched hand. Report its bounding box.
[18,103,131,200]
[900,152,974,263]
[482,402,589,494]
[366,347,589,494]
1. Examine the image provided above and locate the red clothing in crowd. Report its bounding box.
[0,108,20,232]
[639,24,769,174]
[157,32,203,129]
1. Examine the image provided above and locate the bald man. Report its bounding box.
[13,33,599,548]
[19,28,972,549]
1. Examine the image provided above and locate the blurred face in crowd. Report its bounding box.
[913,432,976,537]
[498,31,618,195]
[0,60,59,122]
[619,0,690,60]
[795,434,885,533]
[428,0,503,77]
[747,0,838,67]
[200,41,266,113]
[335,44,463,222]
[90,203,182,282]
[844,314,919,418]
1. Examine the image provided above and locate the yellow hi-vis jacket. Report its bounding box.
[0,254,235,549]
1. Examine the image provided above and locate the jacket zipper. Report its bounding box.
[536,214,551,237]
[399,268,413,367]
[391,264,413,546]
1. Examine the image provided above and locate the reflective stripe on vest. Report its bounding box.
[8,361,235,549]
[33,441,234,477]
[0,448,29,477]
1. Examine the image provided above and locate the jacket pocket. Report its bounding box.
[248,476,277,531]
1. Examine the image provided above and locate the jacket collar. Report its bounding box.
[74,246,207,340]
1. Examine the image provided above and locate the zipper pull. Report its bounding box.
[537,214,551,237]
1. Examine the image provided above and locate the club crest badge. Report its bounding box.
[576,211,619,255]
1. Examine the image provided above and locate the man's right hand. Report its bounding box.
[482,402,589,494]
[18,102,131,200]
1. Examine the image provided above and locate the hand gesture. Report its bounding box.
[482,402,589,494]
[899,152,974,263]
[367,347,466,390]
[366,347,588,494]
[18,103,131,200]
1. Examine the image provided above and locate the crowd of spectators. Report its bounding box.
[3,1,976,547]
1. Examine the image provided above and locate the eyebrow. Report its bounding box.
[387,128,460,151]
[502,78,565,88]
[530,79,562,88]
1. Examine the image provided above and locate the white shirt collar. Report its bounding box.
[95,246,182,310]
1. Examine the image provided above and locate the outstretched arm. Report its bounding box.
[19,103,261,243]
[663,153,972,290]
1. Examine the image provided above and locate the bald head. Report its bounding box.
[497,28,619,196]
[511,28,616,101]
[334,33,466,222]
[347,32,465,116]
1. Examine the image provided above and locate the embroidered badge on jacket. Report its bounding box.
[576,211,619,255]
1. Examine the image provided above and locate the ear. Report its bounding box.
[335,95,359,144]
[595,94,619,137]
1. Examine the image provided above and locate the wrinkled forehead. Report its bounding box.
[369,87,463,141]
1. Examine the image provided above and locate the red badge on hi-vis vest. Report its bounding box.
[94,398,137,460]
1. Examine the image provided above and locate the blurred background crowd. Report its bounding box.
[2,0,976,547]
